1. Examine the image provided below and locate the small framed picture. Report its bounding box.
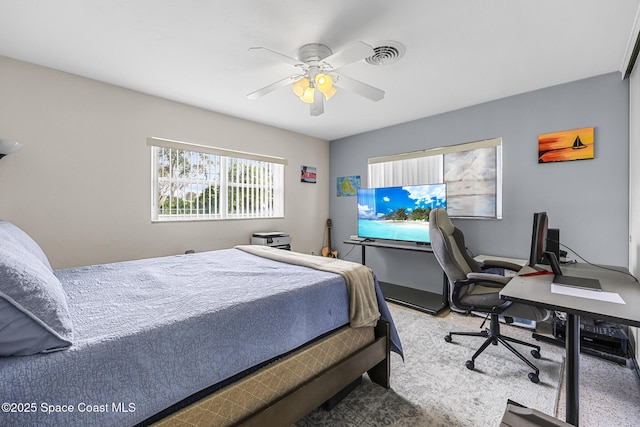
[538,127,594,163]
[337,175,360,196]
[301,165,316,183]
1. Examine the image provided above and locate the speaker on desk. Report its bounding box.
[544,228,560,264]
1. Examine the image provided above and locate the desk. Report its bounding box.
[343,239,448,314]
[500,263,640,426]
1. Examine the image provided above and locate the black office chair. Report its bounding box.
[428,208,550,383]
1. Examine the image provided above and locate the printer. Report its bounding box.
[250,232,291,250]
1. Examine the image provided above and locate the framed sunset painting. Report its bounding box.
[538,127,594,163]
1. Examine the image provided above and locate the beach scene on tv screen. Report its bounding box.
[357,184,446,243]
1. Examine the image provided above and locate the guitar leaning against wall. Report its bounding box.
[321,219,338,258]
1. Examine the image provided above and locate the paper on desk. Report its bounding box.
[551,284,626,304]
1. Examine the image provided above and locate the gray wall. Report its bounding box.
[330,72,629,293]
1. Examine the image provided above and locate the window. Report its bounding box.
[148,137,285,221]
[368,137,502,219]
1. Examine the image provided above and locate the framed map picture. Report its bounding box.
[337,175,360,196]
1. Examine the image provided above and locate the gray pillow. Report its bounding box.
[0,237,73,356]
[0,220,53,271]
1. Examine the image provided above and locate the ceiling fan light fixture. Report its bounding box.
[248,41,385,116]
[300,87,315,104]
[291,77,309,97]
[323,85,337,100]
[315,73,333,93]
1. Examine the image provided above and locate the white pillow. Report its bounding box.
[0,222,73,356]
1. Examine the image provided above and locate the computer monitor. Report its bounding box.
[528,211,548,269]
[526,211,602,290]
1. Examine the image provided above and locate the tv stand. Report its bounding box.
[343,240,448,315]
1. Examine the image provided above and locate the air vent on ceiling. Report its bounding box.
[365,41,405,66]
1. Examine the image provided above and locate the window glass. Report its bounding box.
[368,138,502,219]
[149,139,285,221]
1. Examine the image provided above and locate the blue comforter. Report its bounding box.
[1,248,401,426]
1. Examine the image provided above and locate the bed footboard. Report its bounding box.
[367,319,391,388]
[149,322,390,427]
[238,320,390,427]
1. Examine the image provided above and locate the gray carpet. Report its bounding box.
[297,304,565,427]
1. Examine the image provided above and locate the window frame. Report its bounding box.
[368,137,502,219]
[148,137,286,222]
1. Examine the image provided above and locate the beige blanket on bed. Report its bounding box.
[235,245,380,328]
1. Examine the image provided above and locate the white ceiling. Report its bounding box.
[0,0,639,141]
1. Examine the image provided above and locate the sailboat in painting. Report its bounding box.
[571,135,587,150]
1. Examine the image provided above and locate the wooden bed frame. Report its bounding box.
[239,320,391,426]
[148,320,391,426]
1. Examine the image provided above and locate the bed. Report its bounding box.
[0,220,402,426]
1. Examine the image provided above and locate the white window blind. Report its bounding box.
[368,155,443,188]
[368,137,502,219]
[148,137,285,221]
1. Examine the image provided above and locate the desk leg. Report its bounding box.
[441,273,449,307]
[566,313,580,426]
[361,246,366,265]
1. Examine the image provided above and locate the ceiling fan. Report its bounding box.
[246,42,385,116]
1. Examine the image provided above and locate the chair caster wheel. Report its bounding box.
[531,349,541,359]
[528,372,539,383]
[465,360,474,370]
[444,335,452,343]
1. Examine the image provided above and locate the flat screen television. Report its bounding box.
[528,211,548,269]
[357,183,447,244]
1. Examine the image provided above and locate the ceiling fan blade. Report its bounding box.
[333,73,385,102]
[247,74,303,100]
[320,41,374,70]
[248,47,305,69]
[310,89,324,116]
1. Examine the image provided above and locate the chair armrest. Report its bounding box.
[466,272,510,286]
[479,259,523,272]
[451,275,513,313]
